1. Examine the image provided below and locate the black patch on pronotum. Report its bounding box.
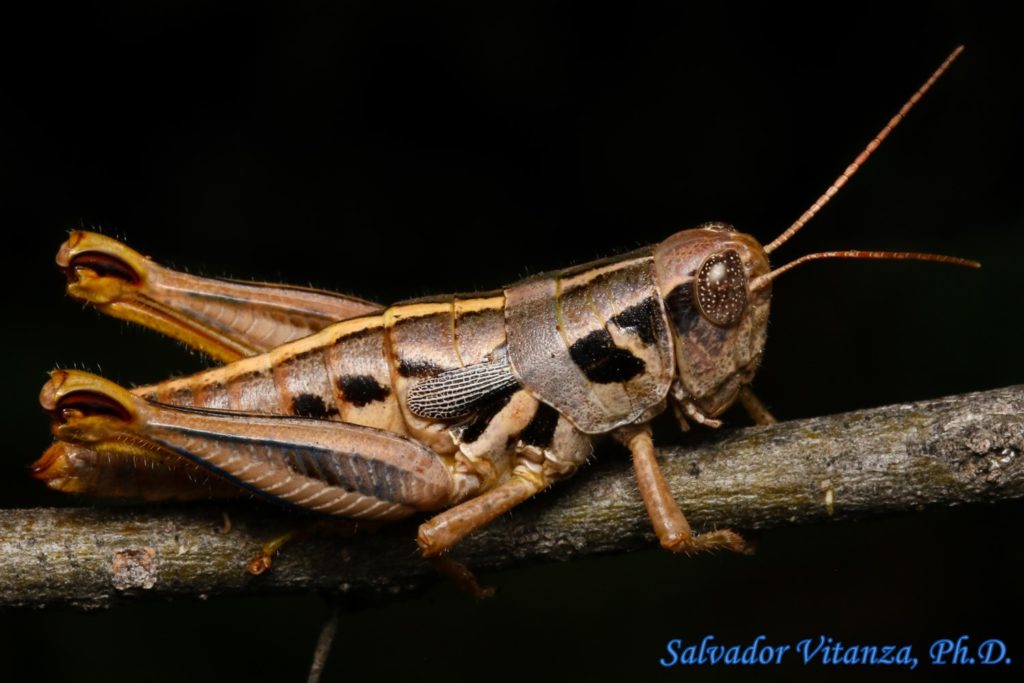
[665,283,700,336]
[519,403,560,448]
[459,389,516,444]
[397,359,443,378]
[291,393,339,419]
[568,329,646,384]
[610,297,660,345]
[337,375,391,407]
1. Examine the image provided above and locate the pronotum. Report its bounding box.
[34,47,977,575]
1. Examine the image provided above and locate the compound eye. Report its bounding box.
[694,250,747,327]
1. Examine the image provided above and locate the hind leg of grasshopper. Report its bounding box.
[429,556,497,599]
[57,231,382,363]
[32,439,244,501]
[620,425,750,555]
[41,370,456,521]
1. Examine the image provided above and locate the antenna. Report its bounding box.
[763,46,964,255]
[750,249,980,291]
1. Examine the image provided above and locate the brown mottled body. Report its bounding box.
[38,224,770,556]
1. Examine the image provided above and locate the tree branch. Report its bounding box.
[2,385,1022,609]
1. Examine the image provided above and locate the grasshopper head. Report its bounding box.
[653,223,772,419]
[647,48,979,423]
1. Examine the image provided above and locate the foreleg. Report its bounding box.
[738,386,777,425]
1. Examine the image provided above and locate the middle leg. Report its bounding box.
[418,402,593,557]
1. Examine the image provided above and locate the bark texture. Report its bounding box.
[2,385,1022,609]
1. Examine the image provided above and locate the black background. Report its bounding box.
[1,1,1022,681]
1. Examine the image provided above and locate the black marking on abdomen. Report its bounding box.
[397,359,443,378]
[568,329,646,384]
[610,296,660,345]
[458,389,516,444]
[291,393,339,419]
[337,375,391,407]
[519,403,559,448]
[665,283,700,336]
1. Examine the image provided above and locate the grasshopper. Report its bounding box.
[34,47,977,569]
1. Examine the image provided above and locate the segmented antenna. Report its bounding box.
[763,45,964,255]
[750,249,980,291]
